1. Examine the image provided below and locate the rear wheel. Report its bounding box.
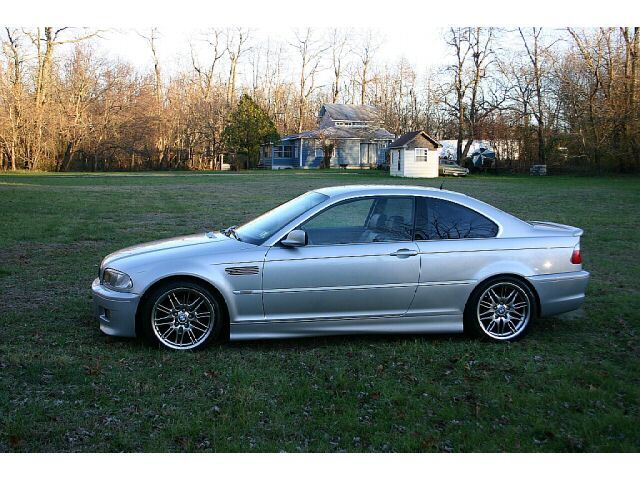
[465,276,536,341]
[140,280,223,350]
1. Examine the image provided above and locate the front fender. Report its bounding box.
[125,251,267,325]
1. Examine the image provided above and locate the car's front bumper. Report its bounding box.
[91,278,140,337]
[527,270,590,317]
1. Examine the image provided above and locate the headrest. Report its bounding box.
[367,213,387,229]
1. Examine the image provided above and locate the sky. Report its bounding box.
[89,26,449,82]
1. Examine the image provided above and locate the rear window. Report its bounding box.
[415,197,498,240]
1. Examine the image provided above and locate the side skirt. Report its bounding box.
[229,314,463,341]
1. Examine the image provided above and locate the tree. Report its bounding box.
[226,28,250,103]
[291,28,327,133]
[329,29,349,103]
[355,30,381,105]
[223,94,278,170]
[442,27,498,163]
[316,129,336,168]
[518,27,556,165]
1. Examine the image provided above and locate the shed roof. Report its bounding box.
[319,104,381,122]
[389,130,441,149]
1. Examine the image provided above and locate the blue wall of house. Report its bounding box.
[263,138,390,169]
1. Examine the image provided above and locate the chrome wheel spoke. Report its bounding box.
[154,319,174,327]
[168,292,181,309]
[191,323,207,333]
[189,297,205,311]
[487,289,501,304]
[479,300,494,310]
[161,326,175,340]
[193,321,210,334]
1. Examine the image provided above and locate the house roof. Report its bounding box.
[319,104,381,122]
[389,130,441,149]
[282,126,394,142]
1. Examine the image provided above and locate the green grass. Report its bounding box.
[0,170,638,452]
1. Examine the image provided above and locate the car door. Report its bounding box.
[411,196,500,317]
[262,196,420,322]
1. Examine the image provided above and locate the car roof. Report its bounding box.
[313,184,468,200]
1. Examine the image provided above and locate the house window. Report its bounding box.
[398,151,402,171]
[415,148,430,161]
[315,148,323,158]
[334,121,369,128]
[274,145,293,158]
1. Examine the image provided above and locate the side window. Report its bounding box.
[415,197,498,240]
[300,197,414,245]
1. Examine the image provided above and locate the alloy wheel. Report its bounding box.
[476,281,531,340]
[151,287,215,350]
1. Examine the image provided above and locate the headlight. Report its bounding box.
[101,268,133,290]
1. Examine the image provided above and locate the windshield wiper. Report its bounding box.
[222,225,241,241]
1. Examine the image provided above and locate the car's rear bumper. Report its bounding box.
[527,270,590,317]
[91,278,139,337]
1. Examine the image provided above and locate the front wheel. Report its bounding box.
[465,276,536,341]
[140,280,223,350]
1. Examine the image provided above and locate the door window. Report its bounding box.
[415,197,498,240]
[300,197,415,245]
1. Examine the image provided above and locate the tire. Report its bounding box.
[140,280,224,350]
[464,276,537,342]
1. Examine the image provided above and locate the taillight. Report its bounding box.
[571,246,582,264]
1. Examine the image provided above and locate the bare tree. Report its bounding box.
[355,30,381,105]
[226,28,250,104]
[1,28,25,170]
[190,28,225,101]
[138,28,168,167]
[620,27,640,168]
[329,29,348,103]
[23,27,102,169]
[291,28,327,132]
[518,27,556,165]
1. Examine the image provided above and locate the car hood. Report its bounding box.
[101,232,248,268]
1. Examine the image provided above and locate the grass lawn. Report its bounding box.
[0,170,638,452]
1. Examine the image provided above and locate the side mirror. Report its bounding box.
[281,229,307,248]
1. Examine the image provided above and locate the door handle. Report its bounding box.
[390,249,418,257]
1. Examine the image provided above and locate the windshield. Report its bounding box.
[235,191,329,245]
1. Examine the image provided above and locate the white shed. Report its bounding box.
[389,131,441,178]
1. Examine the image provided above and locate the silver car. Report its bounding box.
[92,185,589,350]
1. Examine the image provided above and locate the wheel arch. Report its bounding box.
[465,273,541,319]
[135,274,231,339]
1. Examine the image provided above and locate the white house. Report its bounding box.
[389,130,442,178]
